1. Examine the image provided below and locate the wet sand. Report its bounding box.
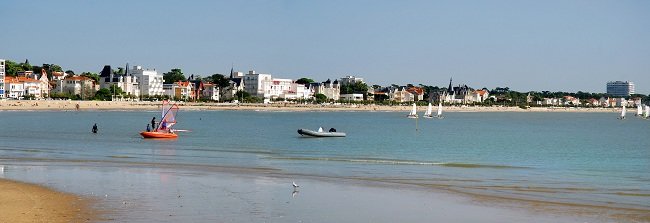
[0,100,619,113]
[0,178,96,223]
[2,159,646,222]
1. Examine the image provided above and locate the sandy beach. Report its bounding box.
[0,178,96,223]
[0,99,620,113]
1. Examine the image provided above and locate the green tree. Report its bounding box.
[208,74,230,88]
[4,60,23,76]
[295,78,315,85]
[94,88,112,101]
[65,70,75,75]
[234,90,251,102]
[163,68,186,84]
[314,93,327,103]
[20,61,32,72]
[340,82,368,94]
[109,85,124,95]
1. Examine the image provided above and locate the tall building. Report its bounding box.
[129,65,164,96]
[243,70,272,98]
[607,81,635,97]
[0,59,5,98]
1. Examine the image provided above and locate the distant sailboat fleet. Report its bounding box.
[408,102,443,119]
[620,104,649,120]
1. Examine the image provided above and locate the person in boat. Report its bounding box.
[151,117,156,129]
[159,121,169,133]
[92,123,98,133]
[146,124,151,132]
[329,128,337,132]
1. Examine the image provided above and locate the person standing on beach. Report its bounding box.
[151,117,156,130]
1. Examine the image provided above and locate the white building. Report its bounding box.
[100,75,139,97]
[163,81,195,100]
[243,70,272,98]
[202,83,220,101]
[340,93,364,101]
[308,79,340,100]
[0,59,5,98]
[54,76,98,99]
[129,65,164,96]
[267,78,293,99]
[339,75,364,86]
[4,76,49,99]
[98,65,140,98]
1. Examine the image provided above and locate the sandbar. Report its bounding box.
[0,178,96,223]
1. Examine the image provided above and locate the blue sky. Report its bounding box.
[1,0,649,93]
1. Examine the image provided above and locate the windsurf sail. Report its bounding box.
[157,100,179,131]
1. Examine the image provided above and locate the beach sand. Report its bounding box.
[0,99,620,113]
[0,178,96,223]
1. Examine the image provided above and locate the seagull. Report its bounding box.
[292,181,300,189]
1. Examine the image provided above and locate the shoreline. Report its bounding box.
[0,100,622,113]
[0,178,97,223]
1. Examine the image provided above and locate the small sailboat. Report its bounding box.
[423,103,433,118]
[141,100,180,138]
[434,102,444,119]
[617,105,626,120]
[407,103,418,119]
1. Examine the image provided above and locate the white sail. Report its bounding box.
[407,103,418,118]
[424,103,433,116]
[637,105,643,116]
[621,106,626,118]
[645,105,649,118]
[437,102,443,116]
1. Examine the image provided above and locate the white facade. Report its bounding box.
[309,79,340,100]
[130,66,164,96]
[100,75,140,97]
[340,93,364,101]
[0,59,5,98]
[244,70,272,98]
[54,76,98,98]
[202,84,220,101]
[5,78,25,99]
[4,76,47,99]
[339,75,364,86]
[267,78,293,99]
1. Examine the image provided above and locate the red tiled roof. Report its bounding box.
[5,76,41,83]
[474,89,488,96]
[64,76,94,81]
[406,87,424,95]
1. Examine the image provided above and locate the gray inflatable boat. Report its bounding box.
[297,129,346,137]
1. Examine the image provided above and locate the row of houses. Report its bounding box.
[3,59,641,105]
[532,96,642,107]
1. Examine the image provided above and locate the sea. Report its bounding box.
[0,110,648,221]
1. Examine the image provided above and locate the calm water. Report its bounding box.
[0,110,649,211]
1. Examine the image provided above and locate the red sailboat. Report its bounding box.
[140,100,180,138]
